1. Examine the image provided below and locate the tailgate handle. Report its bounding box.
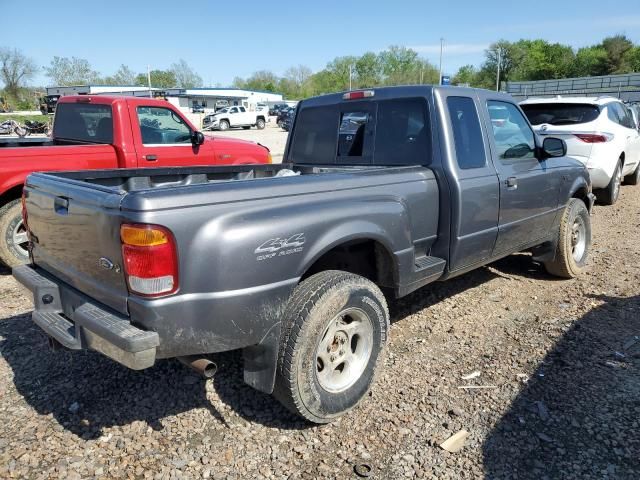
[54,196,69,215]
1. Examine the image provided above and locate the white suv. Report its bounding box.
[520,96,640,205]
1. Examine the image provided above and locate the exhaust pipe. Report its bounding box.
[177,356,217,378]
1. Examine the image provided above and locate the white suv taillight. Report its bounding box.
[120,224,179,297]
[574,133,613,143]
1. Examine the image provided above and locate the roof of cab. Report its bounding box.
[519,96,621,106]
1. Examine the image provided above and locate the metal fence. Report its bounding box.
[505,73,640,102]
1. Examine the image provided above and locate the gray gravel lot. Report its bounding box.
[0,185,639,479]
[203,119,288,163]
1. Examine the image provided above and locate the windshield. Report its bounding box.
[521,103,600,126]
[53,103,113,143]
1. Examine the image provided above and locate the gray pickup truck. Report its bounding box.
[14,86,594,423]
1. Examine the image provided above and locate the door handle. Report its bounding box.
[144,154,157,161]
[505,176,518,188]
[54,196,69,215]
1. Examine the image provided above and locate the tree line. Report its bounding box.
[452,35,640,88]
[0,50,202,109]
[1,34,639,109]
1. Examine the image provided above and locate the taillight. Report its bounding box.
[574,133,612,143]
[343,90,374,100]
[121,224,178,297]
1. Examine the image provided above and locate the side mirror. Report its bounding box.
[540,137,566,159]
[192,131,205,145]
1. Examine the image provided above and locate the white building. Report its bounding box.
[165,88,284,114]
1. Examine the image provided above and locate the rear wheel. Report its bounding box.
[544,198,591,278]
[0,199,30,267]
[14,125,27,137]
[623,162,640,185]
[218,120,229,131]
[598,159,622,205]
[273,271,389,423]
[256,118,266,130]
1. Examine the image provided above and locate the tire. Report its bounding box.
[544,198,591,278]
[623,162,640,185]
[218,120,229,131]
[273,271,389,423]
[598,159,622,205]
[256,118,266,130]
[0,199,30,267]
[14,126,27,137]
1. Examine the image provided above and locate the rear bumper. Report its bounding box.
[13,265,159,370]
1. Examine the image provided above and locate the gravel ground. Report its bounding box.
[0,185,639,479]
[203,118,288,163]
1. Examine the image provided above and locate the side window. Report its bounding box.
[230,107,238,114]
[239,107,246,113]
[487,101,535,162]
[446,96,486,169]
[137,107,192,145]
[374,98,430,165]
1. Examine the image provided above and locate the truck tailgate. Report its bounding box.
[24,174,129,315]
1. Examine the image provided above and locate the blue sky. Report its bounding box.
[3,0,640,87]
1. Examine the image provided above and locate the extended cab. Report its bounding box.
[0,95,272,266]
[15,86,594,423]
[203,105,267,131]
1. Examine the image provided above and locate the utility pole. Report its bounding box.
[496,48,501,92]
[439,38,444,85]
[420,68,424,84]
[349,64,354,91]
[147,65,152,97]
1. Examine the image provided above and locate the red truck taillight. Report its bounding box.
[120,224,179,297]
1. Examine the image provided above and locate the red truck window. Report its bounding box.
[54,104,113,144]
[137,107,192,145]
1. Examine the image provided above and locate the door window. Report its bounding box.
[487,101,535,162]
[137,107,192,145]
[447,96,485,169]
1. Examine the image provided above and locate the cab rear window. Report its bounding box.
[289,98,431,165]
[53,103,113,143]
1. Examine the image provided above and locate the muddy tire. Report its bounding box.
[0,199,30,267]
[598,159,622,205]
[273,271,389,423]
[544,198,591,278]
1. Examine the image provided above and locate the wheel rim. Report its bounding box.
[315,307,374,393]
[11,219,29,258]
[613,164,622,200]
[571,216,586,262]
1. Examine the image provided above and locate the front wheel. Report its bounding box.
[544,198,591,278]
[0,199,30,267]
[273,271,389,423]
[218,120,230,131]
[14,126,27,137]
[256,118,266,130]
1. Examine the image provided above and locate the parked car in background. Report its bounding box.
[269,103,288,116]
[15,86,594,423]
[277,107,295,128]
[192,105,205,113]
[0,95,272,267]
[520,97,640,205]
[281,108,296,131]
[203,106,267,131]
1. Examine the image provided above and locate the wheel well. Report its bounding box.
[0,184,23,208]
[301,239,394,288]
[572,186,589,209]
[620,152,625,167]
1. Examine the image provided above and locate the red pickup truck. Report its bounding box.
[0,95,272,267]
